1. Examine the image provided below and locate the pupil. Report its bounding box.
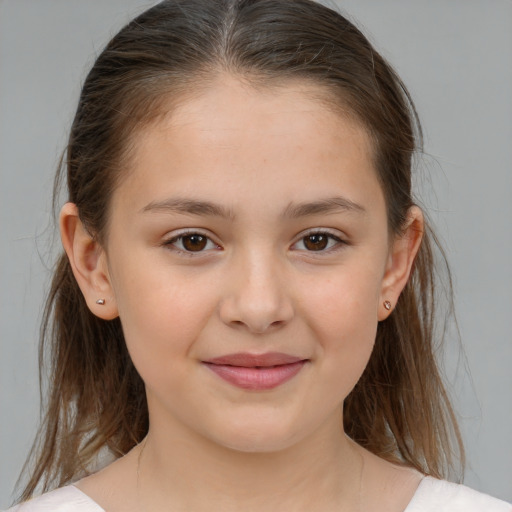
[183,235,207,251]
[305,234,328,251]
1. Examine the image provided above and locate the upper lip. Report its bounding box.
[203,352,306,367]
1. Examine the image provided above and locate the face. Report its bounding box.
[100,76,398,452]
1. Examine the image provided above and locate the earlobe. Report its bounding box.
[59,203,118,320]
[378,206,424,321]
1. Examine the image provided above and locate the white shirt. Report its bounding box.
[5,477,511,511]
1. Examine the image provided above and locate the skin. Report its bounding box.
[61,76,424,512]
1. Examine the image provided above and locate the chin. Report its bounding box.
[200,412,311,454]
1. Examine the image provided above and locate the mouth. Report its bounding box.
[202,352,309,390]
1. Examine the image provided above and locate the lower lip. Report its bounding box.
[203,361,307,390]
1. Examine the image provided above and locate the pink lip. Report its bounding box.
[203,352,308,390]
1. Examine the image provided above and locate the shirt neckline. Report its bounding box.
[70,476,433,512]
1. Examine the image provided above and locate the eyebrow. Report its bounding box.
[283,196,366,218]
[140,195,365,219]
[140,198,235,219]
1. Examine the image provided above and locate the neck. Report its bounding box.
[137,413,364,512]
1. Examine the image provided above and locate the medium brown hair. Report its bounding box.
[18,0,463,500]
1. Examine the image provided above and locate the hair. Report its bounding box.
[18,0,464,501]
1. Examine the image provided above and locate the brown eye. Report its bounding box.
[291,232,344,253]
[181,234,208,251]
[166,233,218,253]
[303,234,329,251]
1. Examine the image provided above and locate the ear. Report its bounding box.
[378,206,424,321]
[59,202,118,320]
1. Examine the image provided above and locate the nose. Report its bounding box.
[218,250,294,334]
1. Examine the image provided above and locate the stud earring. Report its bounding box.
[96,299,106,305]
[383,300,392,311]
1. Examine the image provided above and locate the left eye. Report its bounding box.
[292,232,343,252]
[166,233,219,252]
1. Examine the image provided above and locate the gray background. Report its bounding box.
[1,0,511,507]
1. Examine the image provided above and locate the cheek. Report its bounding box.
[299,266,382,391]
[109,258,217,381]
[301,262,382,332]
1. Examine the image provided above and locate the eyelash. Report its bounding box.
[163,230,347,257]
[163,230,221,255]
[163,229,347,256]
[291,230,346,253]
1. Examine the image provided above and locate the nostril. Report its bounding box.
[228,318,285,334]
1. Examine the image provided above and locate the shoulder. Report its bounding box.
[406,477,511,512]
[5,486,105,512]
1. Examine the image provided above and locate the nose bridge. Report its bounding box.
[220,244,294,333]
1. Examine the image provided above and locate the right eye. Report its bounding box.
[164,233,220,253]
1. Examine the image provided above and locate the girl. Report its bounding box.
[7,1,511,510]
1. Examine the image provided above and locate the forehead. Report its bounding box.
[133,77,372,163]
[114,75,383,217]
